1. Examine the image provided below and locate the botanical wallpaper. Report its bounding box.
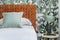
[0,0,59,34]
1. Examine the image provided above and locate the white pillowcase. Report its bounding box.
[21,18,32,26]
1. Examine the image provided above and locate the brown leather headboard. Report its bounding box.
[0,4,36,30]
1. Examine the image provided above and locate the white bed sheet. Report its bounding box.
[0,26,37,40]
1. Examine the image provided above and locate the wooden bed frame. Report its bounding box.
[0,4,36,30]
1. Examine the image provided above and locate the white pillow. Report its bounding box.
[21,18,32,26]
[0,19,3,26]
[2,12,23,28]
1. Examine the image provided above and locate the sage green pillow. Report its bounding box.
[2,12,23,28]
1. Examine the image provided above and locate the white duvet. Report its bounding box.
[0,26,37,40]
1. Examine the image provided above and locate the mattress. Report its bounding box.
[0,26,37,40]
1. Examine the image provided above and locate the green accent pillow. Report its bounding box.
[2,12,23,28]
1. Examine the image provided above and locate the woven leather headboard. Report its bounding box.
[0,4,36,30]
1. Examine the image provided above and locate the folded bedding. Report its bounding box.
[0,28,37,40]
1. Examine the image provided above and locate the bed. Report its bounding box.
[0,4,37,40]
